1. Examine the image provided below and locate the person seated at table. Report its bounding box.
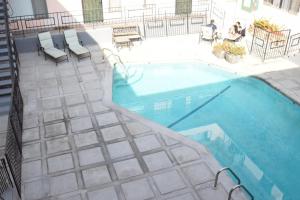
[206,19,218,33]
[224,21,245,42]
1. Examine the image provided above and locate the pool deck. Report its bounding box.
[19,33,299,200]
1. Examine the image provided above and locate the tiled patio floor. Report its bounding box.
[19,44,244,200]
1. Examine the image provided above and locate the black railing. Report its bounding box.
[143,10,208,38]
[0,0,23,198]
[250,27,300,61]
[8,0,225,37]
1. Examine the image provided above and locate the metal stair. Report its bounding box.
[0,0,23,200]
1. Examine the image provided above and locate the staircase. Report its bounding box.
[0,0,23,199]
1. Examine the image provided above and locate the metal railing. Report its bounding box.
[0,0,23,198]
[250,26,300,60]
[228,184,254,200]
[8,0,225,37]
[213,167,254,200]
[213,167,241,188]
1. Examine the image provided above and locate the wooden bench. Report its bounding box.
[112,25,142,47]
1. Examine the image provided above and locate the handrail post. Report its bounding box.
[228,185,254,200]
[214,167,241,188]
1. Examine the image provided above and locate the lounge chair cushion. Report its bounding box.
[44,47,67,59]
[64,29,80,46]
[201,26,214,40]
[38,32,54,49]
[68,44,89,55]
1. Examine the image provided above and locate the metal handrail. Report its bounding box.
[228,184,254,200]
[214,167,241,188]
[101,48,129,78]
[2,0,16,82]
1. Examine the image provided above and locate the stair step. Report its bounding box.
[0,55,9,62]
[0,71,12,80]
[0,40,7,46]
[0,61,10,70]
[0,79,12,88]
[0,48,8,56]
[0,105,10,115]
[0,87,12,96]
[0,95,10,107]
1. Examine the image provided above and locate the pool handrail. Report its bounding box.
[228,184,254,200]
[214,167,241,188]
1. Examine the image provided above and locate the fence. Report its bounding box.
[9,0,225,38]
[250,27,300,60]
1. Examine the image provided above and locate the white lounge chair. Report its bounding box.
[63,29,91,61]
[199,26,221,44]
[37,32,68,65]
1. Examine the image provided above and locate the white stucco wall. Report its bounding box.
[8,0,34,16]
[46,0,83,24]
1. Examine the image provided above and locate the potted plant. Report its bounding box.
[224,43,246,64]
[212,43,225,58]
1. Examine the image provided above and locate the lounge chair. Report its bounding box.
[37,32,68,65]
[63,29,91,61]
[199,26,221,44]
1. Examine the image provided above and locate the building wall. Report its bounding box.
[8,0,34,16]
[46,0,82,13]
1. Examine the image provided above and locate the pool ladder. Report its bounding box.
[101,48,129,78]
[214,167,254,200]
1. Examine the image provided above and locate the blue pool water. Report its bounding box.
[112,62,300,200]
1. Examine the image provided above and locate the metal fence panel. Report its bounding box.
[250,27,292,61]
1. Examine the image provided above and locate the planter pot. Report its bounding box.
[225,53,242,64]
[212,50,225,59]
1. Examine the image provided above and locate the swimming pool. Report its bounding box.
[113,62,300,200]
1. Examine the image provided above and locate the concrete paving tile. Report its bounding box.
[43,109,64,122]
[107,140,134,159]
[65,94,85,106]
[171,146,200,164]
[50,173,78,195]
[91,101,110,113]
[96,112,119,127]
[24,179,49,200]
[134,135,161,152]
[22,127,40,143]
[40,87,59,98]
[165,193,197,200]
[70,117,93,132]
[121,178,155,200]
[161,135,180,146]
[152,170,186,194]
[82,166,111,187]
[78,147,105,166]
[23,115,38,129]
[23,142,41,159]
[113,158,143,179]
[42,98,62,109]
[87,187,119,200]
[126,122,151,135]
[101,125,126,141]
[22,160,42,180]
[73,131,98,148]
[68,104,89,118]
[87,89,103,101]
[182,163,214,185]
[45,122,67,137]
[198,186,228,200]
[46,137,71,154]
[47,153,74,173]
[143,151,173,171]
